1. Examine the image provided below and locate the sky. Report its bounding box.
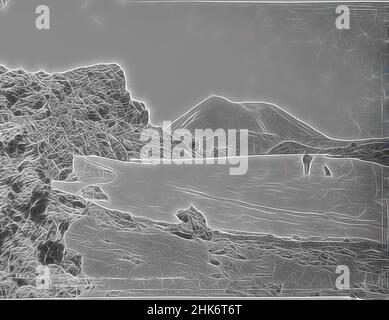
[0,0,387,139]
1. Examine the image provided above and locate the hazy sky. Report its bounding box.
[0,0,387,139]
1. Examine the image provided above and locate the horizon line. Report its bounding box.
[1,62,387,144]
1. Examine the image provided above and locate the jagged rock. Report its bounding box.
[167,225,195,240]
[85,203,146,232]
[73,156,115,184]
[0,63,149,125]
[175,205,212,241]
[37,240,65,265]
[0,63,149,297]
[80,185,109,201]
[0,63,150,178]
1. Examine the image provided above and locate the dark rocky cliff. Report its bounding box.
[0,63,149,297]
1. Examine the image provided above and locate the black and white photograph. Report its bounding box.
[0,0,388,306]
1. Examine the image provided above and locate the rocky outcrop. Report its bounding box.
[80,185,109,201]
[169,205,213,241]
[0,64,149,179]
[0,63,150,298]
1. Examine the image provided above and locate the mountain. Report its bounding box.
[170,95,388,166]
[170,95,347,154]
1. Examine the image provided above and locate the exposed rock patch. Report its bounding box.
[171,205,213,241]
[0,63,150,298]
[80,185,109,201]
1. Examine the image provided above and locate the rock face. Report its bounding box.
[80,185,109,201]
[73,156,116,184]
[0,63,150,298]
[0,63,148,125]
[172,205,212,241]
[0,63,149,178]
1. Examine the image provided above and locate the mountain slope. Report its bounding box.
[170,95,388,166]
[171,95,344,154]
